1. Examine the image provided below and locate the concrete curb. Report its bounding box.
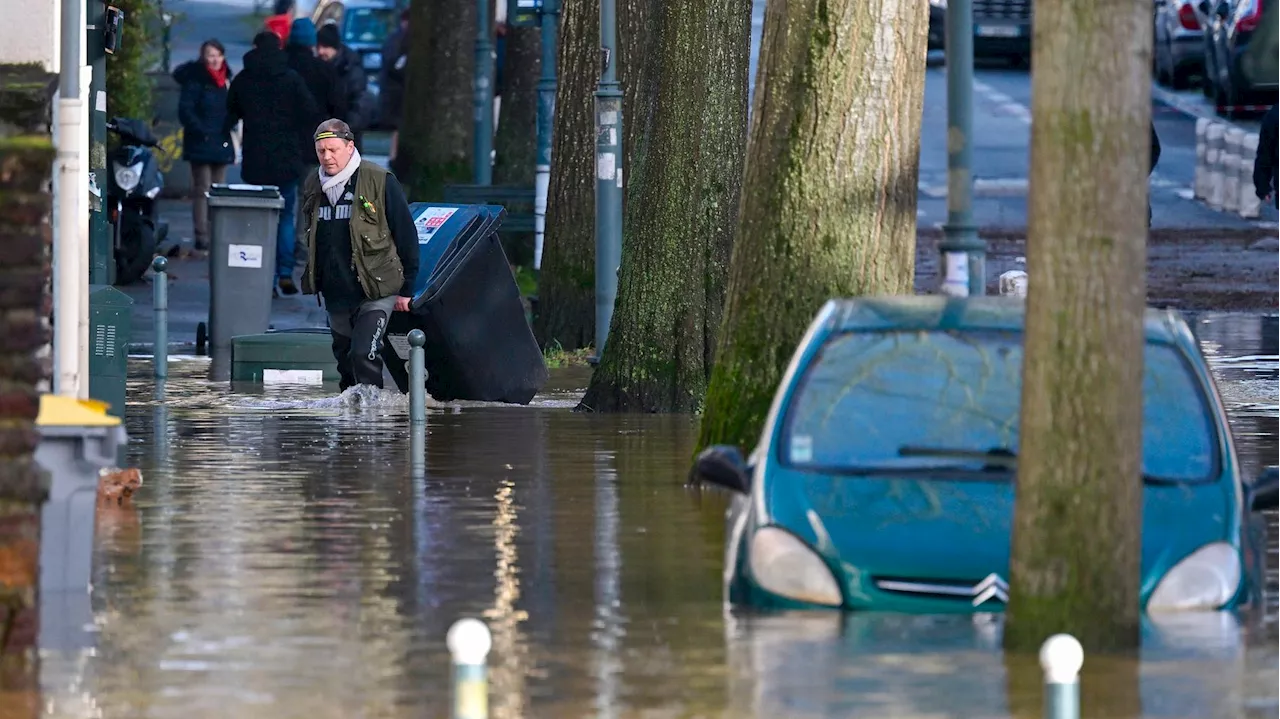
[1194,118,1262,219]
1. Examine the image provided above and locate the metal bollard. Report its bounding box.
[447,618,492,719]
[1040,634,1084,719]
[1240,132,1262,218]
[1223,128,1244,213]
[1206,122,1226,210]
[1194,118,1210,200]
[408,329,426,424]
[152,256,168,379]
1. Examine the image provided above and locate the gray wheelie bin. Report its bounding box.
[207,183,285,351]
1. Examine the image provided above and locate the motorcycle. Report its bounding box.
[107,117,164,285]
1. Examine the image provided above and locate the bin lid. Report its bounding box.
[36,395,122,427]
[209,183,283,199]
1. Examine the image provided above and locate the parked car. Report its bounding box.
[926,0,1034,63]
[693,296,1277,614]
[315,0,399,75]
[1198,0,1278,118]
[1155,0,1206,88]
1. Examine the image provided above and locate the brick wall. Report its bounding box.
[0,63,56,713]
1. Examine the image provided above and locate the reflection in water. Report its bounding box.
[33,313,1279,717]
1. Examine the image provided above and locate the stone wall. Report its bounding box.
[0,63,56,712]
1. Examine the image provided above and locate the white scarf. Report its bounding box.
[319,148,362,206]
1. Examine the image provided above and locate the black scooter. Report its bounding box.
[107,117,165,285]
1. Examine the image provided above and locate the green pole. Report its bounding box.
[938,0,985,296]
[88,0,111,284]
[592,0,622,360]
[533,0,558,270]
[473,0,495,185]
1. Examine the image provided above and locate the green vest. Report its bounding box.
[300,160,405,301]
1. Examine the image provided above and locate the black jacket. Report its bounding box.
[225,43,320,186]
[1150,121,1161,175]
[1254,105,1278,204]
[329,45,373,133]
[285,44,344,162]
[174,60,236,166]
[378,28,408,130]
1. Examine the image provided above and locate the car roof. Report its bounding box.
[825,296,1190,343]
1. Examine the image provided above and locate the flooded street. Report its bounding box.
[39,313,1278,718]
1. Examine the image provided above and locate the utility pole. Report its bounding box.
[592,0,622,360]
[938,0,984,297]
[533,0,558,270]
[88,0,110,284]
[473,0,495,185]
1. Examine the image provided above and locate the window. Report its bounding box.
[344,8,395,44]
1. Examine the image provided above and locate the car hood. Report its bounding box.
[760,469,1235,607]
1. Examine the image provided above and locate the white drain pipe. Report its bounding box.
[53,0,86,397]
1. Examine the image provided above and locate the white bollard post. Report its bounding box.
[1040,634,1084,719]
[1239,132,1261,219]
[1207,122,1226,211]
[447,618,492,719]
[1223,128,1244,213]
[1194,118,1210,200]
[999,270,1028,297]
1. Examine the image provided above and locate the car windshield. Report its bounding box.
[780,330,1218,482]
[344,7,395,44]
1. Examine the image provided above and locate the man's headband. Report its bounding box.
[314,129,355,142]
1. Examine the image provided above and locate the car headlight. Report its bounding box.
[363,52,382,70]
[113,162,142,192]
[748,526,842,606]
[1148,542,1241,611]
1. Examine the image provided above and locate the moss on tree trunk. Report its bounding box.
[493,26,540,187]
[400,0,477,200]
[533,0,599,351]
[696,0,928,448]
[578,0,750,413]
[1003,0,1150,655]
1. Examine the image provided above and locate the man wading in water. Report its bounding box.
[301,119,419,390]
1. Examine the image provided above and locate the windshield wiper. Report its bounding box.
[897,445,1018,471]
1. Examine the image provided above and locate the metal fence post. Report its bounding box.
[152,257,168,379]
[938,0,985,297]
[1040,633,1083,719]
[448,618,492,719]
[408,329,426,424]
[593,0,623,359]
[533,0,560,270]
[474,0,496,185]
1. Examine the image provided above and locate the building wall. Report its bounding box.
[0,4,59,71]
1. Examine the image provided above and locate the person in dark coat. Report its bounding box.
[1254,104,1278,208]
[317,23,373,149]
[285,18,345,267]
[174,39,235,251]
[1149,121,1161,227]
[225,31,320,295]
[379,9,409,172]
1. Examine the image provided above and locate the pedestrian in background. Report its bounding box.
[174,39,235,253]
[301,119,419,390]
[286,17,344,266]
[1254,104,1277,208]
[264,0,295,47]
[380,9,409,174]
[317,23,373,151]
[1149,121,1161,227]
[225,31,319,296]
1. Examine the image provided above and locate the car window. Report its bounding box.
[780,330,1218,482]
[344,8,395,43]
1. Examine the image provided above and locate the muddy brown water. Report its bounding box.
[38,313,1278,718]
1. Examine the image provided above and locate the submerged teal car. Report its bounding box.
[694,297,1278,613]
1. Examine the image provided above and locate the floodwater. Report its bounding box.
[38,313,1279,718]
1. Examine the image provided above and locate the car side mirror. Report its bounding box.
[1248,466,1278,511]
[690,444,751,494]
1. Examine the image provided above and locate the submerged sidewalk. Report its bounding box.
[121,198,327,352]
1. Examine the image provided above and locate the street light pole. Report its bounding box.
[938,0,985,296]
[592,0,622,360]
[533,0,558,270]
[473,0,495,185]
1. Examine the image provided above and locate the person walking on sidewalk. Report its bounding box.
[264,0,295,47]
[174,39,235,253]
[316,24,374,151]
[380,9,409,171]
[301,119,419,390]
[225,31,319,295]
[286,17,344,266]
[1253,104,1278,208]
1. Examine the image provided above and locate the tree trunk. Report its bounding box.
[493,25,539,187]
[697,0,928,449]
[533,0,598,351]
[399,0,478,200]
[1004,0,1150,654]
[578,0,750,412]
[0,65,56,718]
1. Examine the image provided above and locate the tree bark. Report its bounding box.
[0,65,56,718]
[697,0,928,448]
[1004,0,1150,654]
[493,25,540,187]
[578,0,750,412]
[533,0,598,351]
[399,0,478,200]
